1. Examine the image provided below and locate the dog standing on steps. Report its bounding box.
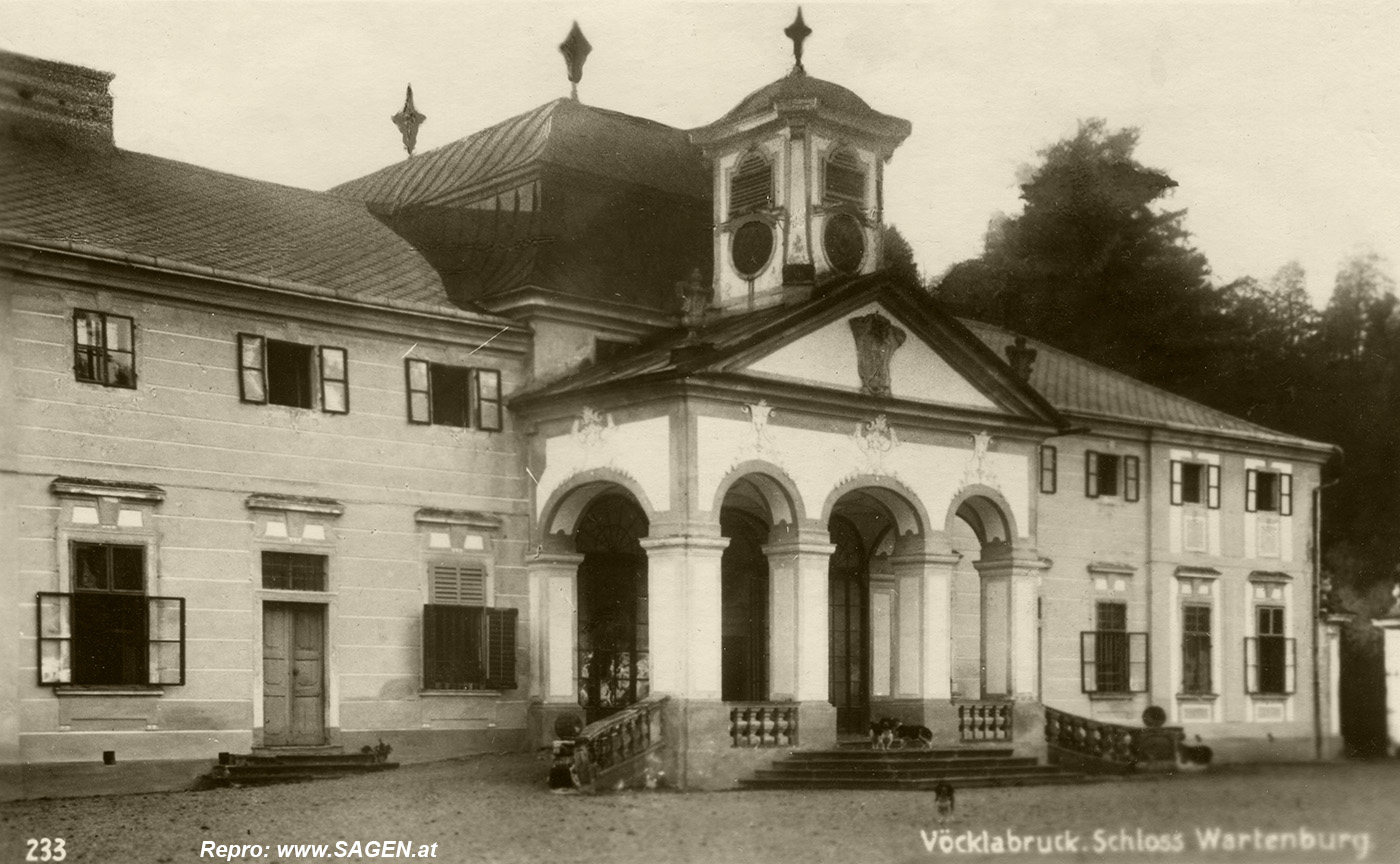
[872,716,935,750]
[933,782,956,825]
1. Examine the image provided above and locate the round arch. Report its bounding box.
[944,484,1018,546]
[538,469,658,542]
[709,461,806,529]
[819,475,930,539]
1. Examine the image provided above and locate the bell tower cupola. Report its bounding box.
[690,8,912,313]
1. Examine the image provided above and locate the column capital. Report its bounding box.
[888,550,962,570]
[639,535,731,555]
[527,551,585,569]
[761,539,837,558]
[972,546,1050,579]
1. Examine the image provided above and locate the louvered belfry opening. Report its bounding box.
[729,151,773,218]
[823,147,866,207]
[574,493,649,723]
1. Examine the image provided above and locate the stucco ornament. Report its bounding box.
[744,399,776,454]
[960,430,998,489]
[848,312,907,397]
[573,406,615,448]
[853,414,899,474]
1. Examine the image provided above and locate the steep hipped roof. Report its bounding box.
[331,98,709,207]
[2,137,472,317]
[962,319,1331,452]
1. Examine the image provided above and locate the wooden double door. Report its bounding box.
[828,516,868,735]
[262,603,325,746]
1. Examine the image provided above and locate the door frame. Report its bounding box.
[256,596,334,747]
[828,514,870,735]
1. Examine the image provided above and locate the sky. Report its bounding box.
[5,1,1398,306]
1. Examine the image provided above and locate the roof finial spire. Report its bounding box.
[391,84,426,157]
[559,21,593,101]
[785,7,812,76]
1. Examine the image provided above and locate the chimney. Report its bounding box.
[1004,335,1037,382]
[0,50,115,148]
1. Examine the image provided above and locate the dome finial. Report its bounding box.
[784,8,812,75]
[391,84,426,157]
[559,21,593,101]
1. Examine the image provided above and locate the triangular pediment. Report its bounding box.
[743,300,1004,411]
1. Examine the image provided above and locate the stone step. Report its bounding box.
[787,747,1016,760]
[740,770,1088,791]
[208,754,399,787]
[758,756,1040,774]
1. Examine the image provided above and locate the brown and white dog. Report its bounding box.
[871,716,935,750]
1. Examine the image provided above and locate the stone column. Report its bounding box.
[974,546,1047,700]
[526,551,584,744]
[640,535,730,699]
[1372,616,1400,757]
[763,532,837,748]
[889,549,960,703]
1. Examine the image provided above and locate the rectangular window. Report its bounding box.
[1080,602,1148,694]
[1247,470,1292,515]
[239,335,346,412]
[1040,446,1057,494]
[1248,606,1294,695]
[38,542,185,686]
[1181,604,1212,694]
[73,310,136,388]
[403,360,503,431]
[1086,451,1118,498]
[261,552,327,591]
[422,605,517,691]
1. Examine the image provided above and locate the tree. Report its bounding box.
[934,119,1225,397]
[879,223,922,291]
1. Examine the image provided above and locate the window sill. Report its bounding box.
[1176,693,1219,702]
[420,689,502,698]
[1087,692,1140,701]
[1248,693,1291,701]
[54,685,164,697]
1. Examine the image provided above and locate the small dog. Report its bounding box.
[873,716,935,749]
[870,718,896,750]
[933,781,955,824]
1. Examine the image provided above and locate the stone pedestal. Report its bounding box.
[1372,616,1400,757]
[526,552,584,746]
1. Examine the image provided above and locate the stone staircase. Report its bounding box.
[207,748,399,787]
[741,745,1087,790]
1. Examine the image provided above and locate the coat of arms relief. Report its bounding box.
[849,312,907,397]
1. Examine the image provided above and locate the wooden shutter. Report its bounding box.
[1170,460,1183,505]
[405,359,431,424]
[485,607,518,690]
[1279,473,1293,516]
[319,346,349,414]
[1080,631,1098,692]
[1128,632,1148,692]
[1207,464,1221,509]
[1245,469,1258,512]
[1124,456,1141,502]
[147,596,185,685]
[1245,637,1258,693]
[36,592,72,685]
[1284,638,1297,694]
[432,565,486,606]
[1085,451,1100,498]
[474,369,502,431]
[1040,446,1057,494]
[238,334,266,403]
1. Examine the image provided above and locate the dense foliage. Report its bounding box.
[933,119,1400,752]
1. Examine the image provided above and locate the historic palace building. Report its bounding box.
[0,16,1343,797]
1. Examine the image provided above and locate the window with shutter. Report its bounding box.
[1080,602,1148,694]
[403,360,504,431]
[1040,446,1057,494]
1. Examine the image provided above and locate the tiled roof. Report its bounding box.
[331,98,709,207]
[1,137,471,317]
[961,319,1330,451]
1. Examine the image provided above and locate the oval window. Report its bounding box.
[823,213,866,274]
[731,221,774,279]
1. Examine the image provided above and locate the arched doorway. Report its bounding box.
[721,508,770,702]
[574,493,649,723]
[828,513,868,734]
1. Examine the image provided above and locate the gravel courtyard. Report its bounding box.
[4,756,1398,864]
